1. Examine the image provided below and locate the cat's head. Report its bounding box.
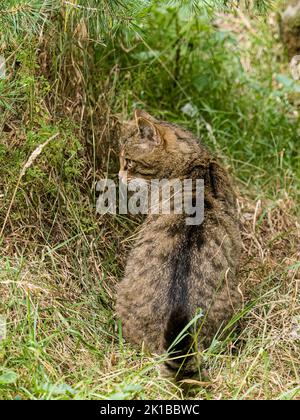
[119,110,207,183]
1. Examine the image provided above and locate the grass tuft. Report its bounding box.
[0,1,299,400]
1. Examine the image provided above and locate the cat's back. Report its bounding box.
[117,175,241,352]
[116,111,241,359]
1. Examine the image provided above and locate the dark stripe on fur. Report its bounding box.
[164,307,190,353]
[168,224,202,307]
[163,307,192,377]
[202,162,218,199]
[164,224,204,376]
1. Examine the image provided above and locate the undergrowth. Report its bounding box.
[0,1,299,400]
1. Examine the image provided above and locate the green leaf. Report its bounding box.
[276,74,300,93]
[0,371,18,385]
[39,383,76,396]
[108,384,142,400]
[133,50,159,61]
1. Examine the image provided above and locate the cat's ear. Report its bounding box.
[134,109,156,123]
[134,110,162,146]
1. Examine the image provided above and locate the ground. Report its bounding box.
[0,4,299,400]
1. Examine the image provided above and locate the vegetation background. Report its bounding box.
[0,0,299,400]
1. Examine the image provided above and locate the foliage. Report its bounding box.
[0,0,299,401]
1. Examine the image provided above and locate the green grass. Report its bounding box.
[0,1,299,400]
[1,234,299,400]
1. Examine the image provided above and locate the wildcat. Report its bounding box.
[116,110,241,379]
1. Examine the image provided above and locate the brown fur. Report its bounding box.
[280,0,300,58]
[116,110,242,379]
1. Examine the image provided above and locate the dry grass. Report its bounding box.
[0,182,299,399]
[0,1,299,400]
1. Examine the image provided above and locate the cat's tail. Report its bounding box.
[162,307,196,380]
